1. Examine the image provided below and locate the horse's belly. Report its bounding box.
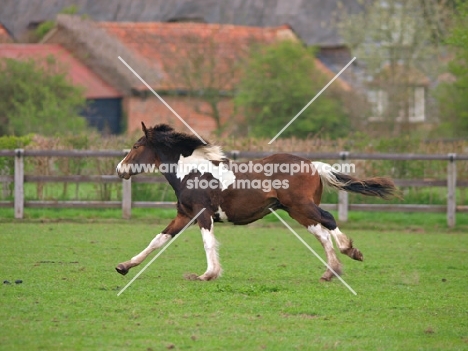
[217,192,279,225]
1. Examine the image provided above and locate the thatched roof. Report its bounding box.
[43,15,351,94]
[97,21,299,91]
[44,14,162,94]
[0,0,365,46]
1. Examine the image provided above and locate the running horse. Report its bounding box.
[115,123,398,281]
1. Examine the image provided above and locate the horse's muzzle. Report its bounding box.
[116,167,131,180]
[118,172,131,180]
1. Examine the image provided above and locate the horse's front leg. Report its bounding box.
[196,215,222,281]
[115,212,191,275]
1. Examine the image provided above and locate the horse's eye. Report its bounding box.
[133,145,139,149]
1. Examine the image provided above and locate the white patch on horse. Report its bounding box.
[176,145,236,190]
[215,206,228,221]
[307,224,333,246]
[130,233,172,265]
[311,161,344,190]
[116,158,124,174]
[200,218,222,280]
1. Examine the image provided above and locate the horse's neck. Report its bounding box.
[162,171,181,194]
[158,152,183,196]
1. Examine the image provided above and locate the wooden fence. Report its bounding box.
[0,149,467,227]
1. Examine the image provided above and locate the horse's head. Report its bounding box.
[116,122,159,179]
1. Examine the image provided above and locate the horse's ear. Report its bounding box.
[141,122,148,137]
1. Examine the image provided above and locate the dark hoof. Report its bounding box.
[345,248,364,261]
[320,272,335,282]
[115,264,129,275]
[184,273,200,281]
[320,277,332,282]
[352,248,364,261]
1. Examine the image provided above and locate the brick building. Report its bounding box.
[42,15,348,136]
[0,43,123,133]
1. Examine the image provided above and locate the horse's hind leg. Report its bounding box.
[311,206,363,262]
[285,205,342,281]
[308,224,342,281]
[312,206,363,261]
[329,227,364,261]
[286,203,364,280]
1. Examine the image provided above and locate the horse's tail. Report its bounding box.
[311,161,399,200]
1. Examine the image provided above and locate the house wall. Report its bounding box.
[123,95,235,136]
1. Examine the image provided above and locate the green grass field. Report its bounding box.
[1,215,468,350]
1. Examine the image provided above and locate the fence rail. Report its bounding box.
[1,149,467,227]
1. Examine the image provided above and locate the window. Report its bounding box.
[368,87,425,122]
[398,86,425,122]
[367,89,388,121]
[411,87,425,122]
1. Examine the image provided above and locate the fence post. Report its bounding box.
[447,153,457,228]
[121,149,132,219]
[14,149,24,219]
[122,178,132,219]
[338,151,349,222]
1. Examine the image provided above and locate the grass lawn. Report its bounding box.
[1,217,467,350]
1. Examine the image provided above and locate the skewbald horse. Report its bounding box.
[116,123,398,282]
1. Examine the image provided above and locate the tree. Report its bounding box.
[162,32,247,136]
[339,0,452,134]
[436,1,468,136]
[235,40,350,139]
[0,57,88,136]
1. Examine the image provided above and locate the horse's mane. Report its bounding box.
[146,124,224,159]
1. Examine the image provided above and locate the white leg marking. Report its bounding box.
[329,227,351,252]
[200,219,221,280]
[307,224,333,247]
[130,233,172,265]
[307,224,341,275]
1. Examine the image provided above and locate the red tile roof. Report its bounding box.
[0,44,123,98]
[0,24,13,43]
[99,22,285,91]
[98,22,349,91]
